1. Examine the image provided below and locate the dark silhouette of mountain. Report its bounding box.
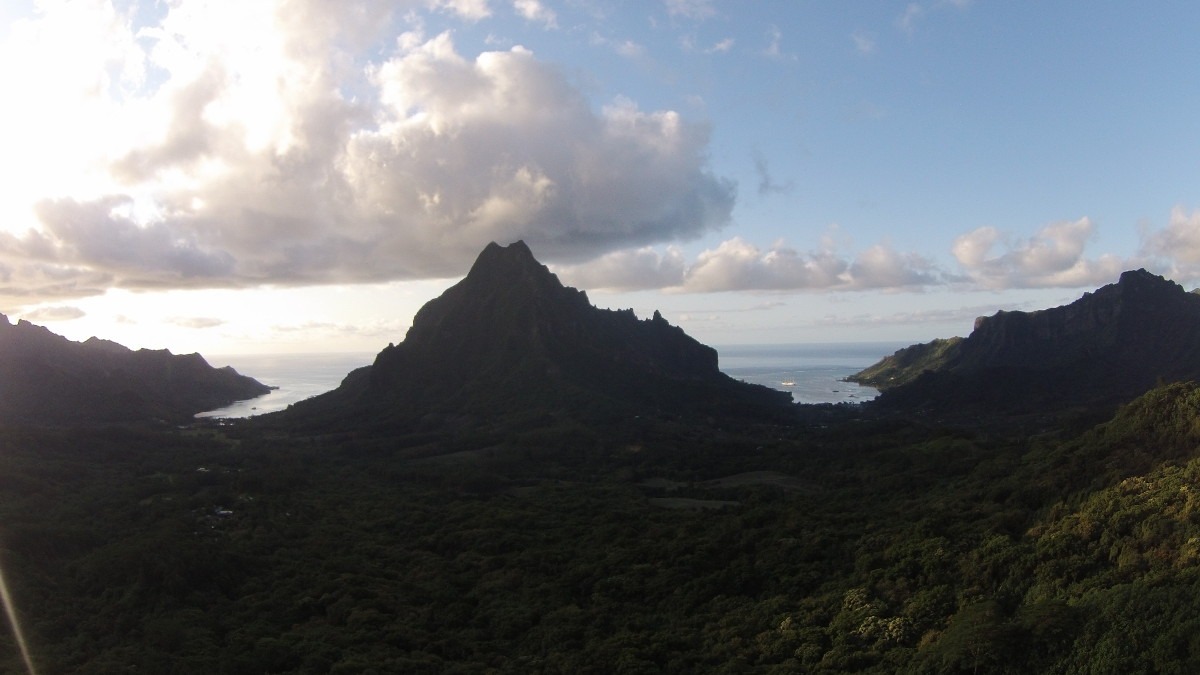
[283,241,792,432]
[0,314,271,425]
[850,269,1200,413]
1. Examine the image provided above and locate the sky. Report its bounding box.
[0,0,1198,356]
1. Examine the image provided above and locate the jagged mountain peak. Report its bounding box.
[458,240,563,293]
[284,241,792,431]
[402,240,589,350]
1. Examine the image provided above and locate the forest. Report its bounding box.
[2,381,1200,673]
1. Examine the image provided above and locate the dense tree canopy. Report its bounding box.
[2,384,1200,672]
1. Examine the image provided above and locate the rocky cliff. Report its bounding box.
[0,315,271,424]
[850,269,1200,413]
[284,241,792,431]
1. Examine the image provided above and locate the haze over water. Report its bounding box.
[198,342,904,419]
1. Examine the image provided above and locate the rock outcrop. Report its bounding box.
[284,241,792,431]
[850,269,1200,413]
[0,315,271,425]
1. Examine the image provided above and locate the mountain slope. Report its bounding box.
[283,241,792,431]
[0,315,270,424]
[850,269,1200,413]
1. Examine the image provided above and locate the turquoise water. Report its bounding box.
[197,342,904,418]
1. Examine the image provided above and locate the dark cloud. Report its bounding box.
[752,150,794,197]
[26,196,236,284]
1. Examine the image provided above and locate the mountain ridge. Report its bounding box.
[282,240,793,432]
[850,269,1200,413]
[0,313,271,424]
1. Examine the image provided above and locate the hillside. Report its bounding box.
[280,241,792,433]
[850,269,1200,413]
[0,314,270,424]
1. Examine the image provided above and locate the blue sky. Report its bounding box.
[0,1,1197,354]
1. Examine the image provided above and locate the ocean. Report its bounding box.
[717,342,906,405]
[196,342,906,419]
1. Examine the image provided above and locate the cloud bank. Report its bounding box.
[560,209,1200,295]
[951,217,1127,289]
[557,236,945,293]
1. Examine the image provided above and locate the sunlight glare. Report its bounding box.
[0,552,38,675]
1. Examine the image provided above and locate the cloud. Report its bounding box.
[26,196,236,284]
[762,25,795,61]
[897,3,923,35]
[818,303,1024,329]
[752,150,794,196]
[512,0,556,28]
[896,0,970,36]
[168,316,226,329]
[558,236,945,292]
[0,5,735,301]
[271,318,410,339]
[1139,206,1200,281]
[852,31,876,55]
[431,0,492,20]
[706,37,735,54]
[614,40,646,58]
[20,306,86,322]
[555,246,687,291]
[952,217,1127,289]
[665,0,715,20]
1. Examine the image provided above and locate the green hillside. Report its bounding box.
[3,383,1200,672]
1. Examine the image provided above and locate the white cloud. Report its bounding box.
[555,246,686,291]
[557,236,944,293]
[512,0,556,28]
[665,0,715,20]
[768,24,796,61]
[0,3,734,302]
[430,0,492,20]
[168,316,226,329]
[952,217,1127,289]
[897,3,923,35]
[852,30,876,55]
[615,39,645,58]
[1140,206,1200,281]
[896,0,970,37]
[706,37,734,54]
[19,305,87,322]
[818,303,1023,329]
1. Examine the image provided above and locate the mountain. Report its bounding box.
[850,269,1200,413]
[0,314,271,425]
[282,241,792,432]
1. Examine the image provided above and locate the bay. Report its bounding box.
[717,342,906,405]
[196,342,904,418]
[195,352,375,419]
